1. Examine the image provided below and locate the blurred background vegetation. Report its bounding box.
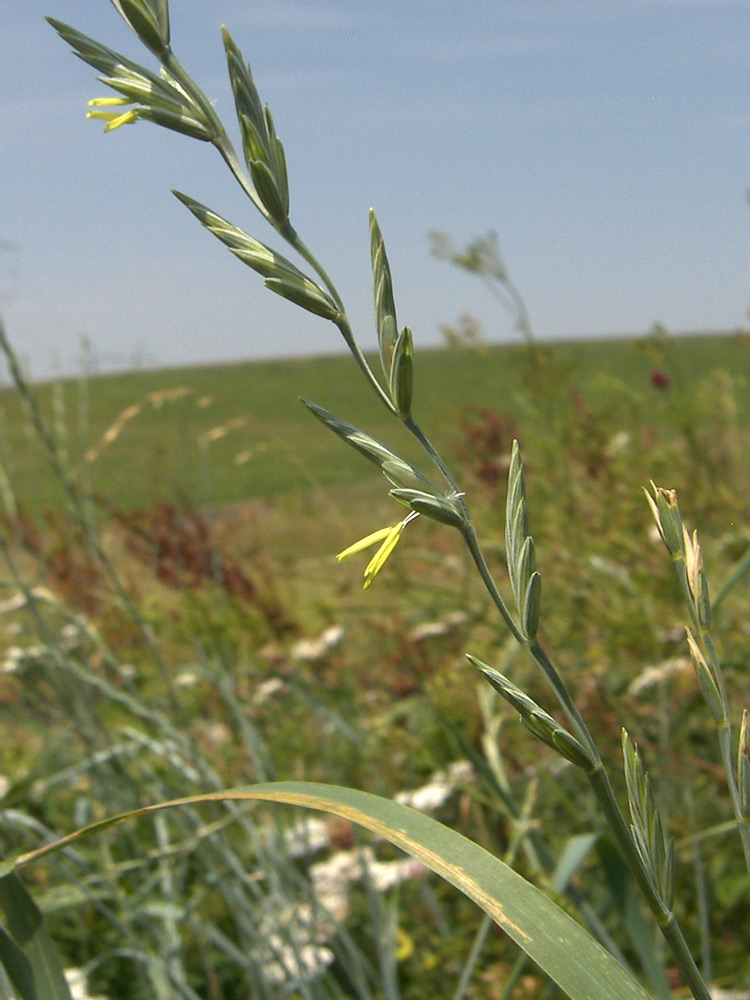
[1,328,749,998]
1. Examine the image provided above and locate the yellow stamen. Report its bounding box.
[87,108,139,131]
[337,511,420,589]
[87,96,132,107]
[337,526,397,562]
[104,109,140,131]
[363,522,406,589]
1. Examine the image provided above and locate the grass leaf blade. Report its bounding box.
[0,874,73,1000]
[8,783,651,1000]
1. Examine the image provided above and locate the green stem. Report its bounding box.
[587,765,711,1000]
[674,562,750,872]
[458,518,601,764]
[285,230,345,314]
[403,416,462,493]
[717,720,750,874]
[162,47,225,141]
[162,44,402,426]
[331,317,396,415]
[212,133,268,217]
[159,50,270,224]
[458,499,710,998]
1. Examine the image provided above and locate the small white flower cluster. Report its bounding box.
[0,587,56,615]
[284,816,333,859]
[252,676,286,704]
[311,847,427,919]
[64,968,107,1000]
[290,625,345,663]
[407,611,468,643]
[1,643,45,675]
[395,760,473,813]
[627,657,691,697]
[258,846,428,988]
[259,760,472,988]
[261,940,335,987]
[0,590,91,674]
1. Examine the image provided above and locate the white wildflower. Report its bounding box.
[291,625,344,662]
[64,969,107,1000]
[408,611,468,642]
[395,760,472,812]
[628,658,691,697]
[253,677,286,705]
[284,816,331,858]
[262,942,334,986]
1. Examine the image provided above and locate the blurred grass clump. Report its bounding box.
[1,328,750,997]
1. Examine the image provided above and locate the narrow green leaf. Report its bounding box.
[174,191,307,280]
[0,923,37,1000]
[250,158,288,225]
[0,874,73,1000]
[713,543,750,610]
[222,28,264,131]
[109,0,169,54]
[381,459,440,494]
[389,326,414,419]
[522,571,542,641]
[597,837,672,1000]
[47,18,158,83]
[263,105,290,213]
[388,489,465,528]
[369,211,398,381]
[514,536,536,610]
[7,784,652,1000]
[739,710,750,816]
[264,276,338,320]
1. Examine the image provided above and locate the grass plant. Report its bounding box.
[0,2,749,998]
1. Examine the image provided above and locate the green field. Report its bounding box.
[1,330,750,999]
[2,330,748,520]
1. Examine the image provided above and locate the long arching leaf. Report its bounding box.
[3,782,651,1000]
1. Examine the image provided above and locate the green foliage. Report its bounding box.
[1,3,749,999]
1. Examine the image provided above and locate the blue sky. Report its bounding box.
[2,0,749,380]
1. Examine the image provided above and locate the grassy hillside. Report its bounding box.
[2,330,748,518]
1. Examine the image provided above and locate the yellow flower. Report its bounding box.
[337,511,419,589]
[87,97,139,131]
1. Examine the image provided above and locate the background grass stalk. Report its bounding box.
[0,319,183,718]
[673,550,750,872]
[462,514,714,997]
